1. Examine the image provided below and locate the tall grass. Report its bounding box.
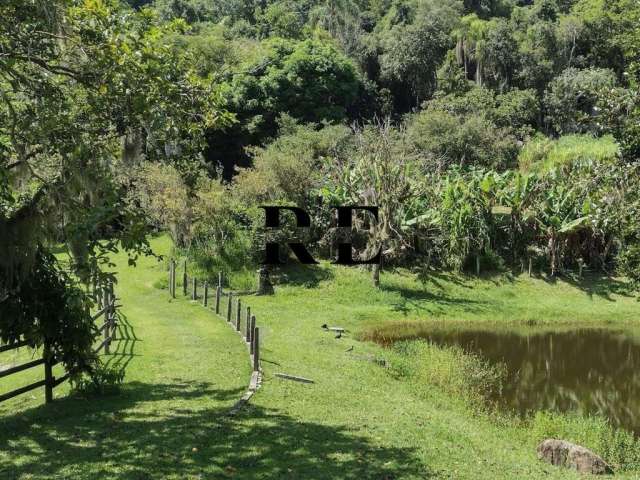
[386,340,506,411]
[519,134,619,172]
[530,411,640,472]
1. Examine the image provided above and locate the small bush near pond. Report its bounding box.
[72,364,125,397]
[530,410,640,471]
[387,340,506,411]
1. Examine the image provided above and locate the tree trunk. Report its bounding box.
[257,266,274,295]
[549,231,558,276]
[372,262,380,287]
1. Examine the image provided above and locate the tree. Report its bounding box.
[0,0,229,373]
[379,14,453,108]
[208,38,365,177]
[544,67,617,134]
[407,109,518,170]
[480,18,519,91]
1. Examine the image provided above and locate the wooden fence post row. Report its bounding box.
[0,281,120,406]
[165,262,261,373]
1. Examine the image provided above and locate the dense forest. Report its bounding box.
[1,0,640,372]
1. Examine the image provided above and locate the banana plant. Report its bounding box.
[532,169,590,276]
[496,170,538,265]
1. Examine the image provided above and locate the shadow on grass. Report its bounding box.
[381,282,489,317]
[543,272,633,301]
[102,310,140,375]
[0,381,430,479]
[271,263,334,289]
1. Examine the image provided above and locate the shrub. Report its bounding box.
[73,364,125,397]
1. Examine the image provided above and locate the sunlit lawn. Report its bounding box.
[2,235,639,478]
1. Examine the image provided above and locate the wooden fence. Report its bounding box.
[168,260,261,372]
[0,283,118,405]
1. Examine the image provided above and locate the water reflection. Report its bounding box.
[421,328,640,433]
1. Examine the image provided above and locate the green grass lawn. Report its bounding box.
[2,235,640,479]
[0,236,251,479]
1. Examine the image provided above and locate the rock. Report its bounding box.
[537,439,613,475]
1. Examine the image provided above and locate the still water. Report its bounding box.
[421,328,640,433]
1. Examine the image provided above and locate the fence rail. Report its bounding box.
[0,283,118,405]
[168,260,261,372]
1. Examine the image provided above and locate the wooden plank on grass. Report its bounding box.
[275,373,314,384]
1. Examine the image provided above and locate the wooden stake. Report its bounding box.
[253,327,260,371]
[203,282,208,307]
[215,286,221,314]
[245,306,251,341]
[236,298,241,331]
[43,341,53,404]
[227,294,232,322]
[192,278,197,300]
[104,288,111,354]
[171,260,176,298]
[249,315,256,353]
[183,260,188,296]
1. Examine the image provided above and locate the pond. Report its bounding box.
[415,328,640,434]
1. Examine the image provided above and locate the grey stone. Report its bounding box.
[537,439,613,475]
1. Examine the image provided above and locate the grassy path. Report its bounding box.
[0,236,251,479]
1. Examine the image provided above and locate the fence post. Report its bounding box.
[253,327,260,371]
[249,315,256,353]
[43,341,53,404]
[215,286,221,314]
[104,287,111,354]
[245,306,251,341]
[236,299,242,331]
[203,282,208,307]
[227,294,232,322]
[171,260,176,298]
[218,271,223,290]
[192,278,197,300]
[528,257,532,277]
[104,287,113,355]
[183,260,188,296]
[169,261,173,295]
[109,282,116,342]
